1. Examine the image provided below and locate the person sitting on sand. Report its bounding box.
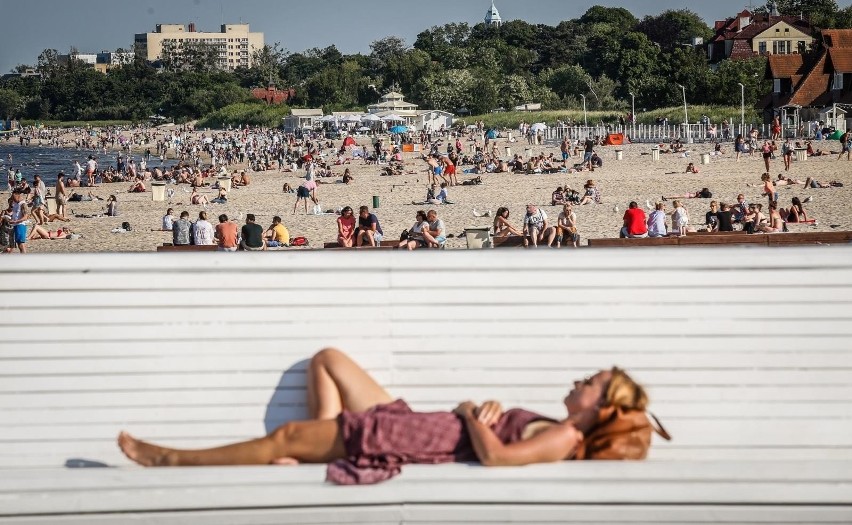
[116,348,669,485]
[662,188,712,201]
[106,195,119,217]
[28,225,72,240]
[552,187,566,206]
[127,180,146,193]
[190,188,208,206]
[578,180,601,206]
[399,210,430,251]
[493,207,523,238]
[781,197,813,224]
[210,188,228,204]
[264,216,290,248]
[342,169,354,184]
[282,182,295,193]
[757,201,786,233]
[685,162,699,174]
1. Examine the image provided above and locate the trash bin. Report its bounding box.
[151,182,166,202]
[700,153,710,165]
[795,148,808,162]
[651,147,660,162]
[46,197,58,215]
[372,195,380,209]
[504,147,512,157]
[464,228,492,249]
[615,150,623,161]
[218,176,232,192]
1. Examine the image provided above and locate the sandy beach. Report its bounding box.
[6,132,851,253]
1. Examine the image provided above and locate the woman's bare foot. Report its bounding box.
[271,457,300,466]
[117,431,174,466]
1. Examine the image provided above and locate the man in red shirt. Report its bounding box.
[620,201,648,238]
[215,214,239,252]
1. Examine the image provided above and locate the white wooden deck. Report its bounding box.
[1,248,851,523]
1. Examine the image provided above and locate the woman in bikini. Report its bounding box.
[190,188,209,206]
[118,348,665,484]
[758,202,785,233]
[493,207,523,238]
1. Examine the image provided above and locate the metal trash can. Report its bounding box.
[372,195,380,209]
[151,182,166,202]
[615,150,623,161]
[795,148,808,162]
[651,147,660,162]
[464,228,492,249]
[218,176,232,192]
[701,153,710,165]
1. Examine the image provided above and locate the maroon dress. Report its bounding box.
[326,399,556,485]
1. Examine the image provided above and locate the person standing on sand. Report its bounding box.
[55,173,67,220]
[9,189,30,254]
[85,156,97,187]
[839,130,851,161]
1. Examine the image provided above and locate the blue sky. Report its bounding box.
[2,0,760,73]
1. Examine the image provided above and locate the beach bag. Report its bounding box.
[121,222,132,232]
[574,405,671,461]
[399,229,410,241]
[290,236,309,247]
[312,204,323,215]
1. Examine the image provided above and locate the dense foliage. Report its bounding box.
[2,2,849,125]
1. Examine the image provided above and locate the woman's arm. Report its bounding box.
[455,402,581,466]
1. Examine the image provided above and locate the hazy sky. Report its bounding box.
[2,0,761,74]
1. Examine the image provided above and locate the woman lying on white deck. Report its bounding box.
[118,348,670,485]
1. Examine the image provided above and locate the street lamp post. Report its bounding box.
[737,82,745,135]
[629,91,635,130]
[580,94,587,127]
[676,83,688,141]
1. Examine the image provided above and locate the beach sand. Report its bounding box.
[10,133,852,253]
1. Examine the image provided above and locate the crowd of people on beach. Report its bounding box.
[2,117,850,253]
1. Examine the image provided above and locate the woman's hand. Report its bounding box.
[453,401,477,419]
[474,400,504,426]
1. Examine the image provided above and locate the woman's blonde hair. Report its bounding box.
[605,367,648,411]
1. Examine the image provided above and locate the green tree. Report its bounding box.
[578,6,638,33]
[636,9,713,52]
[0,89,23,118]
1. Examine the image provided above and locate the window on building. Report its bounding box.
[798,41,806,54]
[759,41,768,54]
[774,79,782,93]
[773,40,790,54]
[834,73,844,90]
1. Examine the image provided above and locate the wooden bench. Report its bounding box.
[323,240,399,249]
[156,244,219,252]
[2,248,852,523]
[588,231,852,248]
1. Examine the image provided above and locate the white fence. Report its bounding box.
[539,124,783,144]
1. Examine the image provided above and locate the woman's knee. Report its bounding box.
[310,347,346,371]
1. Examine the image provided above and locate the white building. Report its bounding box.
[281,108,324,133]
[134,23,264,71]
[485,2,502,27]
[367,92,453,131]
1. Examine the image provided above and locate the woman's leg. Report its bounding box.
[307,348,393,420]
[117,418,344,467]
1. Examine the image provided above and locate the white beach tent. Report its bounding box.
[381,114,405,122]
[361,114,381,122]
[342,114,364,123]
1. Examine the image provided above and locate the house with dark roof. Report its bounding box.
[759,29,852,126]
[708,9,815,63]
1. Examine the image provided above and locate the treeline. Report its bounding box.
[1,1,850,124]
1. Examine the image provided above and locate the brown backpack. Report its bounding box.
[574,405,671,460]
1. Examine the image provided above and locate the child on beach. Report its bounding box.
[685,162,699,174]
[670,200,689,236]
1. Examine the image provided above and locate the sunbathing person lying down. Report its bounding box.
[118,348,670,485]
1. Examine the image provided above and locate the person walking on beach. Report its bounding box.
[85,156,97,187]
